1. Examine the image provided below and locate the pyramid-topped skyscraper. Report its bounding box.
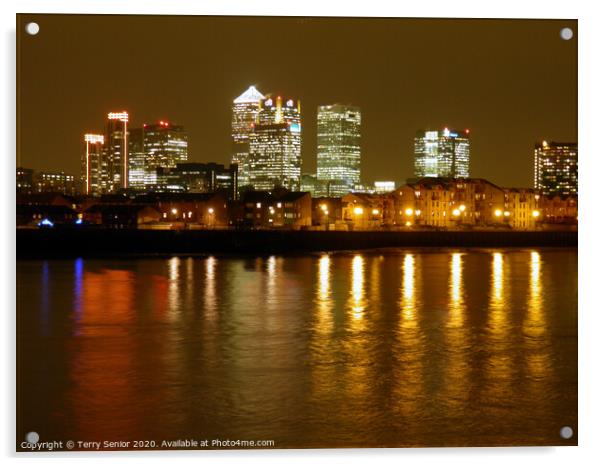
[232,86,265,189]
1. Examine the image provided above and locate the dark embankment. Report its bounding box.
[16,228,577,258]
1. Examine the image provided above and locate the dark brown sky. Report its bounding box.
[17,15,577,187]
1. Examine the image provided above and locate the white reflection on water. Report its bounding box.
[489,252,507,333]
[401,254,416,327]
[167,256,181,320]
[448,253,464,328]
[350,255,365,321]
[266,255,277,305]
[204,256,217,320]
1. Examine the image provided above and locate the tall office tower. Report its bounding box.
[232,86,265,188]
[105,111,129,191]
[82,134,105,196]
[128,127,146,190]
[316,104,361,197]
[143,121,188,185]
[534,141,578,195]
[247,95,302,191]
[414,128,470,178]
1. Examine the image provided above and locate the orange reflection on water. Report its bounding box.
[348,255,366,322]
[489,252,507,333]
[443,253,470,411]
[314,255,333,334]
[448,253,465,328]
[524,251,552,383]
[184,257,194,304]
[400,254,417,327]
[79,268,135,335]
[524,251,544,336]
[69,267,141,438]
[393,253,425,419]
[204,256,218,321]
[370,256,383,305]
[485,251,513,400]
[167,256,181,321]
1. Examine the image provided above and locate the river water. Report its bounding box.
[17,248,577,449]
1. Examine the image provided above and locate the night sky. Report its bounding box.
[17,15,577,187]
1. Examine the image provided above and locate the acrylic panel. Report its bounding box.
[16,14,577,451]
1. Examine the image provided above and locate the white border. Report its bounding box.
[3,1,601,465]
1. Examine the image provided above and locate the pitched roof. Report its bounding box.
[85,204,158,214]
[134,192,223,203]
[17,204,75,215]
[233,86,265,104]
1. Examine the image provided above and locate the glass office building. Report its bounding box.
[414,128,470,178]
[232,86,265,188]
[105,111,130,191]
[247,95,302,191]
[534,141,578,195]
[127,127,147,191]
[82,133,105,196]
[317,104,361,196]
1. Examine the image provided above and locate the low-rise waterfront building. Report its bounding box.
[84,204,161,228]
[134,192,229,228]
[238,190,312,229]
[312,197,343,228]
[392,178,508,229]
[540,195,578,225]
[17,204,77,228]
[342,193,384,230]
[503,188,541,230]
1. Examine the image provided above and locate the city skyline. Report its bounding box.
[23,98,578,197]
[22,104,578,196]
[18,16,577,187]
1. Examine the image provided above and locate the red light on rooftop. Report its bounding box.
[465,128,470,134]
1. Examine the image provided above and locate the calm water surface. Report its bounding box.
[17,248,577,448]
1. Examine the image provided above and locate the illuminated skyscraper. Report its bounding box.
[128,127,146,190]
[232,86,265,188]
[105,111,129,191]
[142,121,188,185]
[534,141,578,195]
[414,128,470,178]
[82,133,105,195]
[317,104,361,196]
[248,95,302,191]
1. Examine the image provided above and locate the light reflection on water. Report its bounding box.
[17,249,577,447]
